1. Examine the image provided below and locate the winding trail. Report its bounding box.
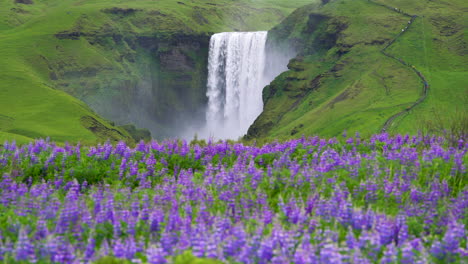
[368,0,430,133]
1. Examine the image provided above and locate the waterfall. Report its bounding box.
[205,31,269,139]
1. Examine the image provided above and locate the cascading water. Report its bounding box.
[205,31,270,139]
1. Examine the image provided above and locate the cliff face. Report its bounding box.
[247,2,386,139]
[50,30,210,139]
[248,3,353,138]
[41,6,216,139]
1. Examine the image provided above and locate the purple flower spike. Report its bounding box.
[146,244,167,264]
[15,229,36,262]
[84,238,96,261]
[113,239,126,259]
[320,242,343,264]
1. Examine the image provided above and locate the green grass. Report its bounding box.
[378,0,468,134]
[2,0,465,143]
[249,0,468,140]
[0,0,317,143]
[0,0,132,144]
[0,131,32,145]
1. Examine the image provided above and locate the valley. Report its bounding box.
[0,0,466,143]
[0,0,312,143]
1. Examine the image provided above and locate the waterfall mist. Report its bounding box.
[184,31,293,140]
[205,31,268,139]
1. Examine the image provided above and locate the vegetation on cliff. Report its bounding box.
[1,0,466,143]
[248,0,467,140]
[0,0,313,143]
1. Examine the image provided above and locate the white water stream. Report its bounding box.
[205,31,270,139]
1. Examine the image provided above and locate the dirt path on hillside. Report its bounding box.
[368,0,430,133]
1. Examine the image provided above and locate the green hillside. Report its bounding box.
[248,0,467,140]
[0,0,313,144]
[1,0,466,143]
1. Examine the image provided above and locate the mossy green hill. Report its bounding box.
[1,0,466,143]
[248,0,467,140]
[0,0,312,144]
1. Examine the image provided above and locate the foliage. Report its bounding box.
[0,134,466,263]
[250,0,467,140]
[0,0,315,144]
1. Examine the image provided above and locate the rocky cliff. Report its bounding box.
[51,29,211,139]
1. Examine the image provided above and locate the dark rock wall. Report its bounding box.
[50,32,210,140]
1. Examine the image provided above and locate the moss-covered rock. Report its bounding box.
[80,116,134,144]
[119,124,151,142]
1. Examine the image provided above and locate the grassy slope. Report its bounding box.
[0,0,314,144]
[0,35,123,144]
[377,0,468,134]
[248,0,467,140]
[0,0,133,144]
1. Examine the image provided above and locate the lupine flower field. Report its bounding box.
[0,133,466,263]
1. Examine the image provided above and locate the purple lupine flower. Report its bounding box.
[223,234,238,258]
[114,141,126,156]
[127,215,137,236]
[205,236,219,259]
[395,216,408,245]
[146,244,167,264]
[35,219,48,240]
[96,240,110,259]
[15,230,35,262]
[338,200,353,226]
[443,221,465,253]
[84,238,96,261]
[113,239,126,259]
[161,230,178,256]
[192,233,206,258]
[294,247,315,264]
[377,218,394,245]
[125,237,137,260]
[430,240,445,260]
[0,239,5,261]
[257,238,274,264]
[47,236,75,264]
[0,134,466,263]
[346,228,357,249]
[44,236,59,261]
[237,233,262,264]
[381,243,397,263]
[150,211,162,233]
[271,248,290,264]
[129,161,139,177]
[400,242,415,264]
[320,242,343,264]
[176,232,191,254]
[352,248,371,264]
